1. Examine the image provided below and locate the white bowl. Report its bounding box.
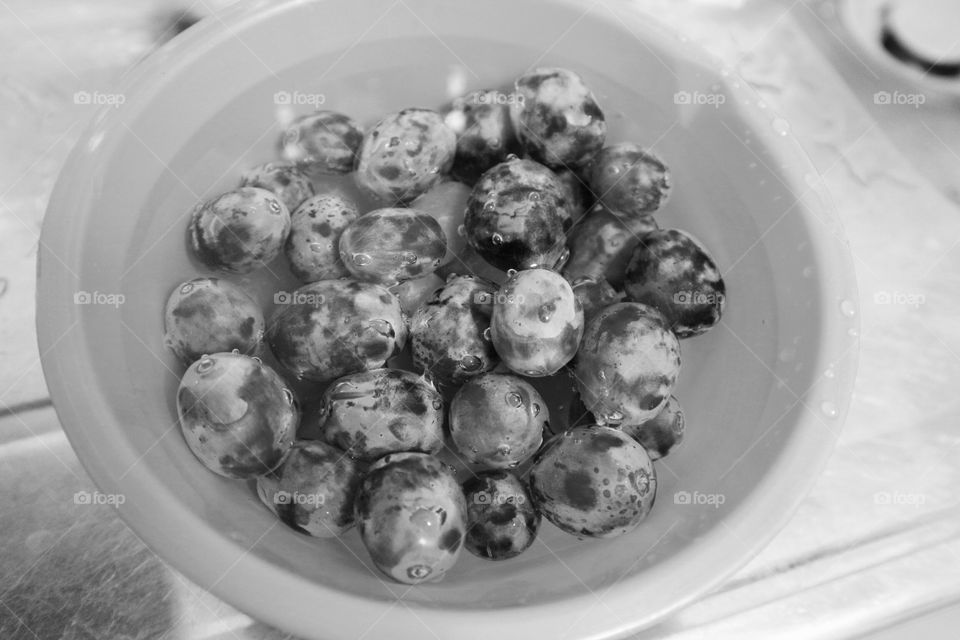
[37,0,859,638]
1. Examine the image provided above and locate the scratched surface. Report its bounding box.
[2,0,960,638]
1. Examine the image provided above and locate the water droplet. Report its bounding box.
[608,165,621,176]
[483,201,496,212]
[506,392,523,407]
[475,292,491,304]
[839,299,856,317]
[252,356,262,365]
[401,251,418,266]
[388,136,401,148]
[532,403,541,416]
[571,276,595,287]
[823,367,835,379]
[196,356,215,374]
[491,233,504,246]
[772,118,790,136]
[848,327,860,337]
[604,410,624,424]
[820,401,838,418]
[353,253,372,266]
[432,398,443,410]
[528,191,541,201]
[459,355,483,371]
[506,269,518,278]
[269,200,283,214]
[482,327,492,341]
[407,565,432,580]
[410,507,440,529]
[309,242,325,253]
[179,282,194,295]
[457,224,466,237]
[524,369,542,376]
[538,302,556,323]
[506,153,519,161]
[496,444,512,457]
[282,388,295,405]
[231,348,240,355]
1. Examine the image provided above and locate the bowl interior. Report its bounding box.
[38,0,858,638]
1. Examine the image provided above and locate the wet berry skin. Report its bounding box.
[463,471,540,560]
[529,426,656,538]
[573,302,680,425]
[355,452,467,584]
[163,277,263,365]
[318,368,444,461]
[624,228,726,338]
[449,372,547,468]
[177,352,297,479]
[189,186,290,274]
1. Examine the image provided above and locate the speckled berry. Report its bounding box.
[563,203,658,289]
[163,277,263,364]
[586,144,670,219]
[264,440,365,538]
[285,192,359,282]
[338,207,446,284]
[410,275,500,388]
[177,352,297,479]
[189,187,290,274]
[624,229,725,338]
[573,302,681,425]
[319,368,444,461]
[490,268,584,377]
[449,373,547,468]
[463,157,571,271]
[355,108,456,204]
[355,452,467,584]
[512,67,606,168]
[529,426,656,538]
[239,161,314,213]
[279,111,363,175]
[463,471,540,560]
[621,395,684,460]
[266,279,406,382]
[444,89,522,185]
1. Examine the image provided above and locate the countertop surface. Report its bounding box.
[2,0,960,638]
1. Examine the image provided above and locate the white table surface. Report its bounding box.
[1,1,959,638]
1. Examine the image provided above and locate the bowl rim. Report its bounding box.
[36,0,860,637]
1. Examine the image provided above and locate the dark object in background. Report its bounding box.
[880,4,960,77]
[154,8,202,44]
